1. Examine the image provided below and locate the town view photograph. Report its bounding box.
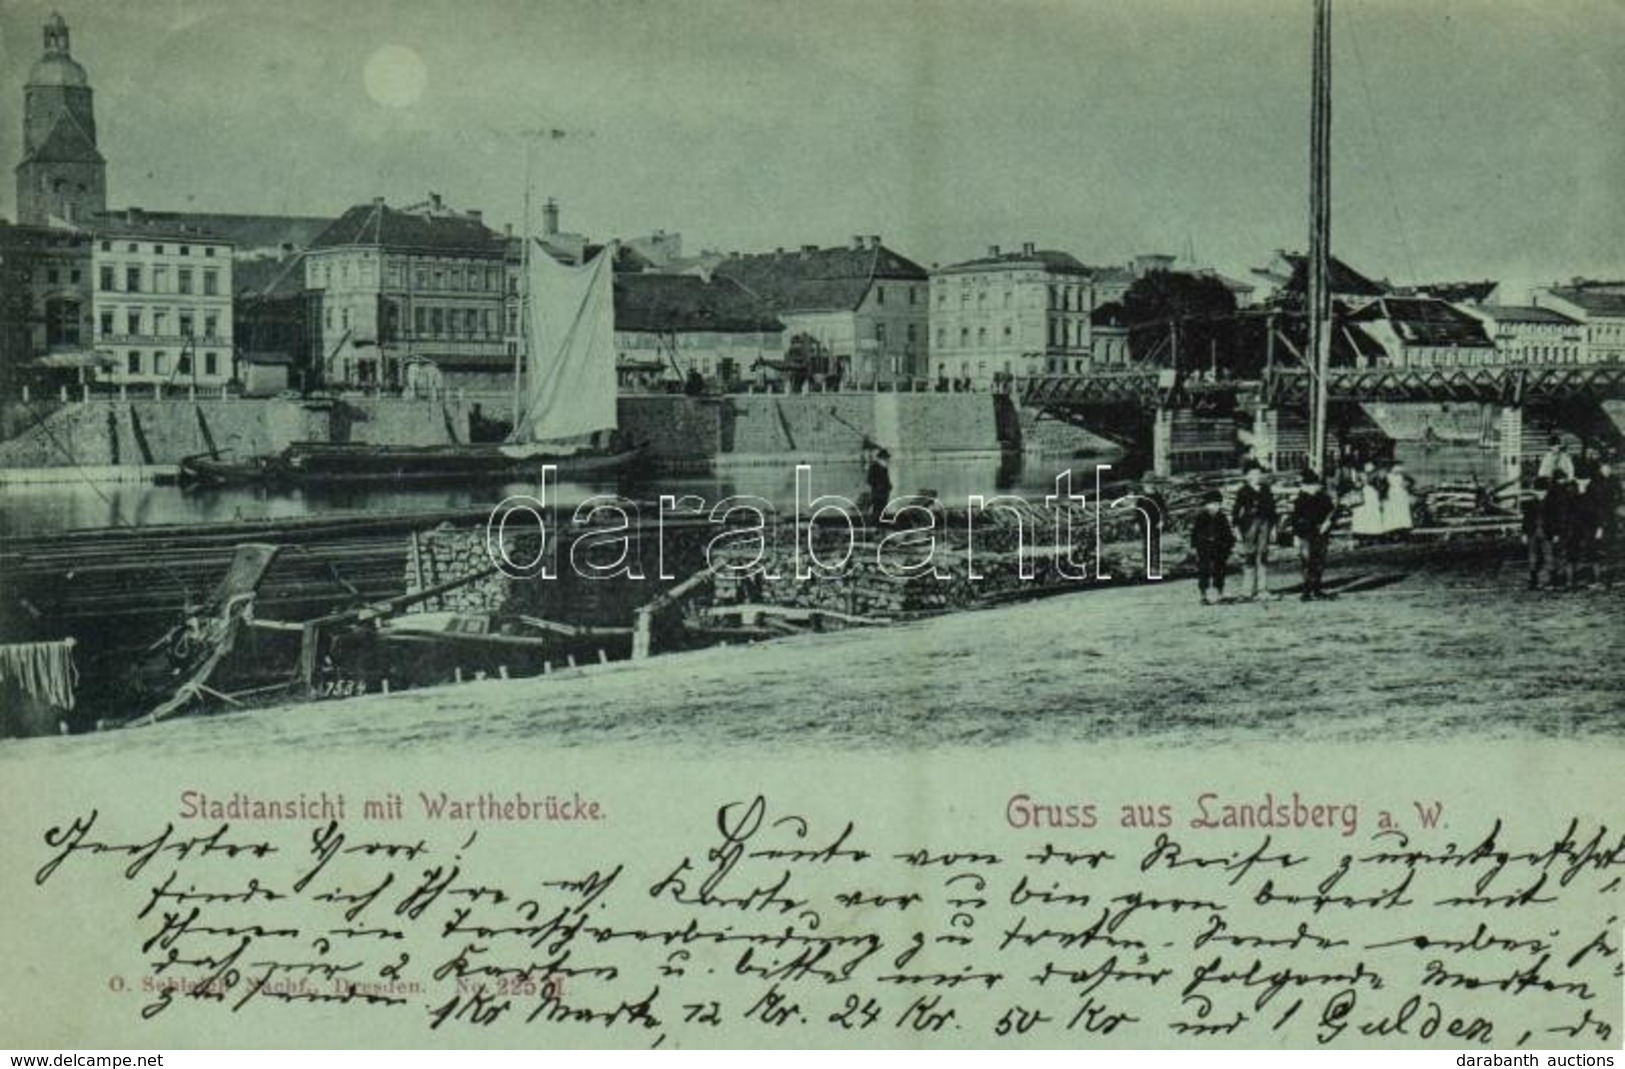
[0,0,1621,748]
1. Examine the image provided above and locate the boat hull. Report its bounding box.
[180,443,648,487]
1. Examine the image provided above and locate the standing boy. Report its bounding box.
[1289,469,1338,600]
[1190,489,1235,605]
[1232,463,1278,600]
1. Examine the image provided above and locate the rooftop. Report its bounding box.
[936,246,1090,276]
[1349,296,1494,348]
[1476,304,1580,326]
[614,273,782,334]
[311,198,502,256]
[713,240,928,314]
[1545,287,1625,318]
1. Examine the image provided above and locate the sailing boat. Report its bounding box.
[180,247,645,486]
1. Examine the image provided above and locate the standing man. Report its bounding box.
[865,448,893,526]
[1523,477,1554,590]
[1232,463,1278,600]
[1587,459,1621,588]
[1288,469,1338,601]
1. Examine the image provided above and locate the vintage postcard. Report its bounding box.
[0,0,1621,1052]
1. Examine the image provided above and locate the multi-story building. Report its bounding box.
[1464,305,1586,365]
[305,195,510,392]
[929,243,1093,386]
[0,222,94,385]
[712,236,929,389]
[612,273,782,390]
[1345,297,1495,369]
[88,210,235,387]
[13,13,106,228]
[1531,284,1625,364]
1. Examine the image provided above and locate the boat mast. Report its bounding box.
[513,139,534,435]
[1307,0,1333,475]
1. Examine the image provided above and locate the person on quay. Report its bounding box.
[1522,476,1556,590]
[1537,435,1576,482]
[1232,462,1278,600]
[1350,461,1383,541]
[1547,470,1580,589]
[1190,488,1235,606]
[1586,459,1621,588]
[1382,461,1415,537]
[865,447,893,526]
[1288,469,1338,601]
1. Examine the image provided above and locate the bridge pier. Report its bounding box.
[1252,407,1279,471]
[1499,405,1525,482]
[1152,406,1173,477]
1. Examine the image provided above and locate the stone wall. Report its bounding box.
[0,392,1011,470]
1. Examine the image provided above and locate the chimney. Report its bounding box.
[469,209,482,222]
[775,247,785,255]
[428,192,443,211]
[542,198,560,237]
[1021,241,1035,256]
[987,244,1001,257]
[373,196,386,205]
[851,235,864,250]
[125,207,138,224]
[868,234,881,249]
[504,223,513,238]
[800,244,817,256]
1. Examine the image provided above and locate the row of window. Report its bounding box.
[99,240,219,258]
[313,257,515,295]
[934,282,1090,312]
[122,350,223,377]
[98,264,222,295]
[934,319,1089,349]
[871,285,921,307]
[99,309,220,339]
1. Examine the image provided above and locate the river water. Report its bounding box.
[0,442,1502,538]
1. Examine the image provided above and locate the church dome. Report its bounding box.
[28,54,88,88]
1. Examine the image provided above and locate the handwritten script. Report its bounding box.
[31,794,1623,1047]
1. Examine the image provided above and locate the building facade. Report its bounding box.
[612,273,782,390]
[0,216,94,375]
[929,244,1093,387]
[14,13,106,227]
[712,236,929,389]
[88,211,235,387]
[1465,305,1585,365]
[1532,285,1625,364]
[1345,297,1496,369]
[305,195,511,392]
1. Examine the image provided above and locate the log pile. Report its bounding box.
[708,502,1152,620]
[403,524,534,617]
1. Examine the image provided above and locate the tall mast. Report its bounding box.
[513,139,534,434]
[1307,0,1333,475]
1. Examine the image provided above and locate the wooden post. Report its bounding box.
[1152,406,1174,477]
[632,609,653,660]
[1499,405,1525,482]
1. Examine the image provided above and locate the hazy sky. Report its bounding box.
[2,0,1620,292]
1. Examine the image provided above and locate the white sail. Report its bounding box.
[516,246,617,444]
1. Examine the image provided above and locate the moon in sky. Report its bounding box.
[363,45,428,108]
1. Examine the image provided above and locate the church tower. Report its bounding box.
[14,12,106,226]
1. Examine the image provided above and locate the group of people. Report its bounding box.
[1523,439,1620,590]
[1189,463,1338,605]
[1346,461,1416,541]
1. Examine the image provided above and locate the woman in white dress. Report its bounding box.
[1350,462,1384,540]
[1383,461,1415,536]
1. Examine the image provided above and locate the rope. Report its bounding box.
[0,638,79,710]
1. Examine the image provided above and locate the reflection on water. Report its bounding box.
[0,443,1502,537]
